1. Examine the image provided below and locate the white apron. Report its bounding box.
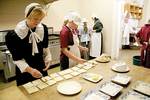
[90,32,101,57]
[69,34,81,67]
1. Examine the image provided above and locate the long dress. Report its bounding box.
[90,19,103,57]
[60,26,81,70]
[136,24,150,67]
[5,24,49,86]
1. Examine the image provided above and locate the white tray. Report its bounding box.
[111,74,131,85]
[82,73,103,83]
[132,81,150,96]
[57,80,82,95]
[81,89,110,100]
[99,82,123,97]
[119,90,150,100]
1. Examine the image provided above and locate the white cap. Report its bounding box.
[64,15,69,21]
[66,11,81,25]
[25,3,40,17]
[91,13,98,19]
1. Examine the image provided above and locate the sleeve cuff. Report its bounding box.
[13,59,29,73]
[43,48,52,62]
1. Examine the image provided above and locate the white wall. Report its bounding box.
[0,0,45,30]
[79,0,115,55]
[44,0,115,55]
[142,0,150,24]
[0,0,149,58]
[42,0,80,31]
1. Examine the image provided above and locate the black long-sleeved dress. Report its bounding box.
[5,24,49,86]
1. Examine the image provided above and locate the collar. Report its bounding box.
[15,20,45,56]
[14,20,44,40]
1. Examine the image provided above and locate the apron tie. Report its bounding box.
[29,29,41,56]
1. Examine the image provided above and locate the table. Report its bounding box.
[0,60,150,100]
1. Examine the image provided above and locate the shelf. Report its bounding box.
[124,3,143,19]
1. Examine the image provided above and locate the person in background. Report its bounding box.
[78,18,91,60]
[60,12,87,70]
[135,19,150,67]
[90,14,103,58]
[5,3,52,86]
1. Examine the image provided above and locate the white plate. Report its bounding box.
[111,74,131,85]
[119,90,150,100]
[83,73,103,83]
[111,65,130,73]
[99,82,123,97]
[132,81,150,96]
[57,80,82,95]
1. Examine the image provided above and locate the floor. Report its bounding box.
[0,49,140,90]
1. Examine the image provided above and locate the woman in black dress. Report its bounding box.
[5,3,52,86]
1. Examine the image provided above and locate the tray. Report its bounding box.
[57,80,82,95]
[119,90,150,100]
[82,73,103,83]
[111,74,131,85]
[81,89,110,100]
[132,81,150,96]
[99,82,123,97]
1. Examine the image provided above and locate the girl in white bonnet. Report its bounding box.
[5,3,52,86]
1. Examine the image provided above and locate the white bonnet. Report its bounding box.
[91,13,98,19]
[25,3,40,18]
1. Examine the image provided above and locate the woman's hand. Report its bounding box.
[43,60,52,71]
[31,69,43,78]
[78,58,87,64]
[82,47,88,51]
[78,45,88,52]
[26,67,43,78]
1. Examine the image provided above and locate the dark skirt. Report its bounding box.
[16,67,48,86]
[60,55,69,71]
[145,49,150,68]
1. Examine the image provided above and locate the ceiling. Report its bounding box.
[42,0,58,4]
